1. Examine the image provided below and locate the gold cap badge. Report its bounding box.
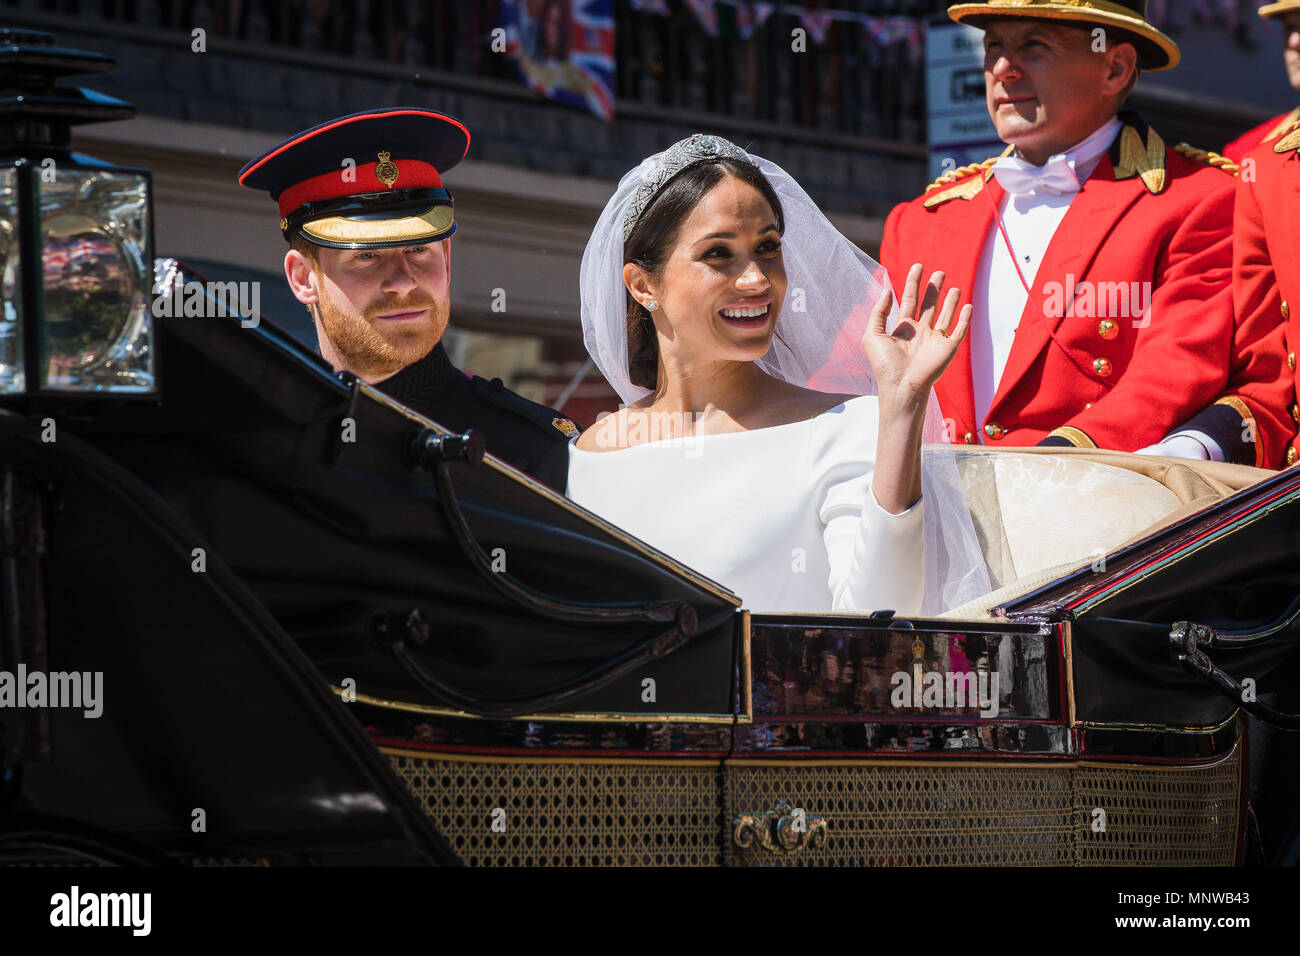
[375,150,399,189]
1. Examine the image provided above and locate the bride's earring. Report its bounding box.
[645,299,658,312]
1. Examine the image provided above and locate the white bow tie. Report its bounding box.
[993,153,1081,198]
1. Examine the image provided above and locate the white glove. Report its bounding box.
[1135,433,1213,460]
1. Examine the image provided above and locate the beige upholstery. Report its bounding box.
[941,447,1275,619]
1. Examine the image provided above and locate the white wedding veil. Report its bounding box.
[579,136,990,614]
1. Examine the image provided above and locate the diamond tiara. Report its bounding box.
[622,134,755,241]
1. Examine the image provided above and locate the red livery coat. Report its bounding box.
[1233,131,1300,467]
[879,116,1283,465]
[1224,108,1300,164]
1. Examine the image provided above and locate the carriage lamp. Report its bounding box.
[0,28,154,398]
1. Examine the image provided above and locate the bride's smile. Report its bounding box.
[627,175,787,367]
[718,296,772,329]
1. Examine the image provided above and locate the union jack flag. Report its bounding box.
[42,237,117,277]
[499,0,616,122]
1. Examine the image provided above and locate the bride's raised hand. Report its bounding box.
[861,263,971,408]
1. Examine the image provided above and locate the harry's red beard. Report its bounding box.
[316,286,449,380]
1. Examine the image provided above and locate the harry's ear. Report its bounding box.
[622,262,656,310]
[442,237,451,274]
[285,248,319,305]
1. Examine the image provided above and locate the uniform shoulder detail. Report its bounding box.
[921,148,1010,209]
[470,375,576,442]
[1274,120,1300,154]
[923,155,998,194]
[1263,107,1300,148]
[1114,123,1167,194]
[1173,142,1241,177]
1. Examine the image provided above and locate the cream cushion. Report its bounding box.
[944,447,1275,618]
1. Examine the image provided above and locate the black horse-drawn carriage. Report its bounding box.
[1,28,1297,867]
[3,255,1297,867]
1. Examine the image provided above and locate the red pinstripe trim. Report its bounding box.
[238,108,470,186]
[1066,482,1298,611]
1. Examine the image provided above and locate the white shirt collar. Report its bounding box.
[1034,115,1122,181]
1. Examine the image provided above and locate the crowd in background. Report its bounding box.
[9,0,1273,143]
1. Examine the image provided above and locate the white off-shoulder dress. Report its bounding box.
[565,395,924,614]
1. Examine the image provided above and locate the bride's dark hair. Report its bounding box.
[623,158,785,390]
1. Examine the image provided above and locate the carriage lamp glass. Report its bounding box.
[39,169,153,392]
[0,161,155,397]
[0,166,23,393]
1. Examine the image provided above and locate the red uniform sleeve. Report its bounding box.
[1228,171,1294,468]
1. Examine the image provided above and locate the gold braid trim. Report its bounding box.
[924,156,999,194]
[1263,107,1300,145]
[1213,396,1264,469]
[1047,426,1097,449]
[922,147,1014,209]
[1275,120,1300,154]
[1173,143,1241,177]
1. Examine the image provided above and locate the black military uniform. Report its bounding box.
[379,342,574,490]
[237,107,577,491]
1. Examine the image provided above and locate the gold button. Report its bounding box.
[963,432,975,445]
[1291,403,1299,424]
[1097,320,1118,340]
[1284,301,1291,321]
[279,217,288,231]
[1093,358,1113,377]
[1289,446,1299,467]
[984,423,1005,440]
[1289,352,1296,371]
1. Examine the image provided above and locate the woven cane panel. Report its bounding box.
[725,751,1241,867]
[1073,759,1240,865]
[388,753,723,866]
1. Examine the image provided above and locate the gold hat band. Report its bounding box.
[300,204,456,249]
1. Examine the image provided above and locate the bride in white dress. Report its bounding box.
[565,135,989,615]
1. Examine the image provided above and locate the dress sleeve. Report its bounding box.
[810,398,926,614]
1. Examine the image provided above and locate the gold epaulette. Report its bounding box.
[922,146,1012,209]
[1173,143,1240,177]
[923,156,997,194]
[1114,123,1167,194]
[1274,119,1300,154]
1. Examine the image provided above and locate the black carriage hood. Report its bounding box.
[74,262,742,721]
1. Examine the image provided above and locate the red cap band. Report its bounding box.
[277,159,446,219]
